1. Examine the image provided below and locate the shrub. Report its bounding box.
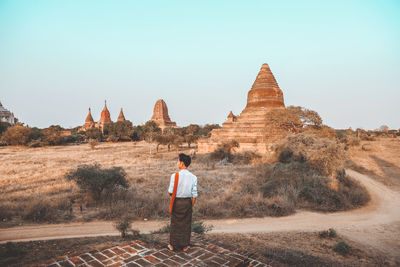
[88,138,98,149]
[210,140,239,162]
[232,151,262,165]
[191,221,213,234]
[65,164,129,201]
[85,128,102,141]
[319,228,337,238]
[22,198,71,222]
[1,125,31,145]
[261,161,370,212]
[0,122,11,136]
[42,125,64,145]
[28,139,44,148]
[334,241,351,255]
[107,135,119,142]
[275,132,346,177]
[114,217,132,238]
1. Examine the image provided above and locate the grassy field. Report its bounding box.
[0,137,374,227]
[0,142,259,225]
[346,137,400,189]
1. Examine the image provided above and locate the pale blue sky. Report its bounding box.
[1,0,399,129]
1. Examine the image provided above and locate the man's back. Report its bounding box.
[168,169,198,198]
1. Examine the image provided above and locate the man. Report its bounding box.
[168,153,198,252]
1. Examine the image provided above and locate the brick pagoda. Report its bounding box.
[198,63,286,153]
[150,99,177,130]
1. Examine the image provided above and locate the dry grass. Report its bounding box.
[0,142,261,225]
[346,137,400,190]
[205,231,392,266]
[0,140,371,226]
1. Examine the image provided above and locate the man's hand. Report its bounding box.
[192,197,197,208]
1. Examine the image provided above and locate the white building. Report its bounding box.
[0,101,16,125]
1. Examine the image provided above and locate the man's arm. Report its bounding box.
[168,174,175,196]
[192,198,196,208]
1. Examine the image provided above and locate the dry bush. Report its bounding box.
[262,161,370,212]
[22,197,72,222]
[210,140,239,162]
[275,132,346,178]
[88,138,98,149]
[65,164,129,202]
[1,125,31,145]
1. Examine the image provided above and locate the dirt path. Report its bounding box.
[1,170,399,258]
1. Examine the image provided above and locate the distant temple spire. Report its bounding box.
[117,108,126,122]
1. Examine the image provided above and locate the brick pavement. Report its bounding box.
[46,235,269,267]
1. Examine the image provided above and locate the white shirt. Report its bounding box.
[168,169,198,198]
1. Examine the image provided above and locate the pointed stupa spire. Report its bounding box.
[99,100,112,123]
[85,107,94,123]
[244,63,285,110]
[117,108,126,122]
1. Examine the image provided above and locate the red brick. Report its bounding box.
[58,260,74,267]
[198,252,214,260]
[151,251,169,260]
[123,255,141,263]
[144,255,160,263]
[123,247,137,254]
[92,252,108,262]
[134,258,152,267]
[111,247,126,255]
[169,255,187,264]
[107,262,122,267]
[210,256,229,265]
[162,259,181,266]
[102,250,116,258]
[69,257,84,265]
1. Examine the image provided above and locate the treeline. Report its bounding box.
[0,121,220,147]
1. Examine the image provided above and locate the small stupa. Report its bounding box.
[96,100,112,131]
[81,108,96,130]
[150,99,177,130]
[198,63,286,153]
[117,108,126,122]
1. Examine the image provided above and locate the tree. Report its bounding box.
[154,133,168,152]
[164,127,183,151]
[143,121,161,153]
[42,125,64,145]
[104,121,134,141]
[65,164,129,201]
[84,128,102,141]
[199,124,221,137]
[265,106,323,134]
[0,122,11,136]
[131,125,145,141]
[1,125,31,145]
[183,124,200,147]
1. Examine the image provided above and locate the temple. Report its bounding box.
[150,99,177,130]
[198,63,286,153]
[80,101,124,132]
[117,108,126,122]
[0,101,16,125]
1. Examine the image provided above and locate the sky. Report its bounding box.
[0,0,399,130]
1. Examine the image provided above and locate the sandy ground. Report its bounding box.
[1,169,399,260]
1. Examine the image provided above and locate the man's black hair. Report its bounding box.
[179,153,191,167]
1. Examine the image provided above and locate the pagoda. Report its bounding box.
[150,99,177,130]
[117,108,126,122]
[198,63,286,153]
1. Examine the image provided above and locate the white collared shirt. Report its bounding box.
[168,169,198,198]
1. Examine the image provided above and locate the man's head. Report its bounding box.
[178,153,191,169]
